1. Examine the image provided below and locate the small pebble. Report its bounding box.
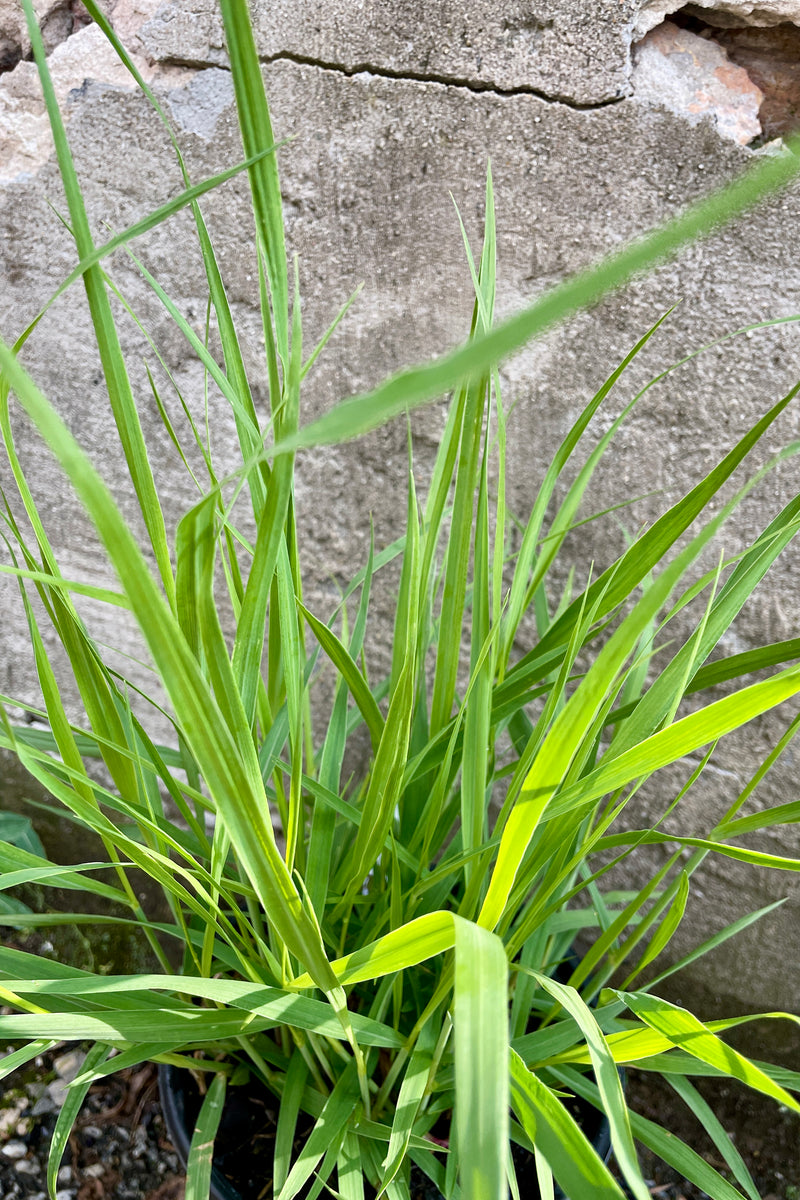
[130,1125,148,1159]
[57,1165,73,1184]
[15,1157,41,1175]
[85,1163,105,1178]
[0,1098,29,1139]
[1,1140,28,1160]
[47,1079,69,1107]
[53,1050,84,1083]
[31,1093,58,1116]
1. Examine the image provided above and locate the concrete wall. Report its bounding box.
[2,0,800,1050]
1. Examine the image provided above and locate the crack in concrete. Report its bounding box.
[262,50,629,109]
[155,48,628,111]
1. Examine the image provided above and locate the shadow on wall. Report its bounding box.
[633,4,800,146]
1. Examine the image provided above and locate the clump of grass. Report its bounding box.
[1,1,800,1198]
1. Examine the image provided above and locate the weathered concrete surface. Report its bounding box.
[140,0,638,105]
[2,0,800,1046]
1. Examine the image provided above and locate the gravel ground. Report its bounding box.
[0,1046,185,1200]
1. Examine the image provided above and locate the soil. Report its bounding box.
[612,1070,800,1200]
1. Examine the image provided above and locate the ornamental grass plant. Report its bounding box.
[2,1,800,1198]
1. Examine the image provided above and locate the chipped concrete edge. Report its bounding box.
[634,0,800,36]
[3,0,800,184]
[0,0,191,183]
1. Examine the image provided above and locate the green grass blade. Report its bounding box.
[667,1076,760,1200]
[301,284,365,381]
[644,900,787,992]
[379,1021,437,1194]
[2,972,402,1046]
[11,564,159,923]
[230,376,298,728]
[509,1051,625,1200]
[300,600,384,751]
[454,918,508,1200]
[292,912,455,990]
[0,1040,59,1083]
[687,636,800,693]
[276,538,304,872]
[500,312,671,669]
[0,563,126,607]
[548,661,800,823]
[192,206,268,521]
[0,860,126,894]
[46,1042,110,1200]
[26,147,280,333]
[481,493,734,930]
[307,536,375,915]
[430,352,491,733]
[335,659,416,898]
[531,973,648,1200]
[21,0,175,607]
[627,870,690,984]
[277,1064,360,1200]
[337,496,419,901]
[533,1146,554,1200]
[391,461,420,695]
[218,0,288,358]
[120,246,259,437]
[0,813,43,857]
[518,385,798,681]
[429,186,495,732]
[461,451,492,886]
[338,1132,366,1200]
[185,1072,227,1200]
[615,991,800,1111]
[555,1067,749,1200]
[175,493,260,764]
[610,489,800,759]
[274,1053,309,1195]
[0,1005,317,1045]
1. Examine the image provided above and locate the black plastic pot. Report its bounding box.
[159,1061,614,1200]
[158,1061,273,1200]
